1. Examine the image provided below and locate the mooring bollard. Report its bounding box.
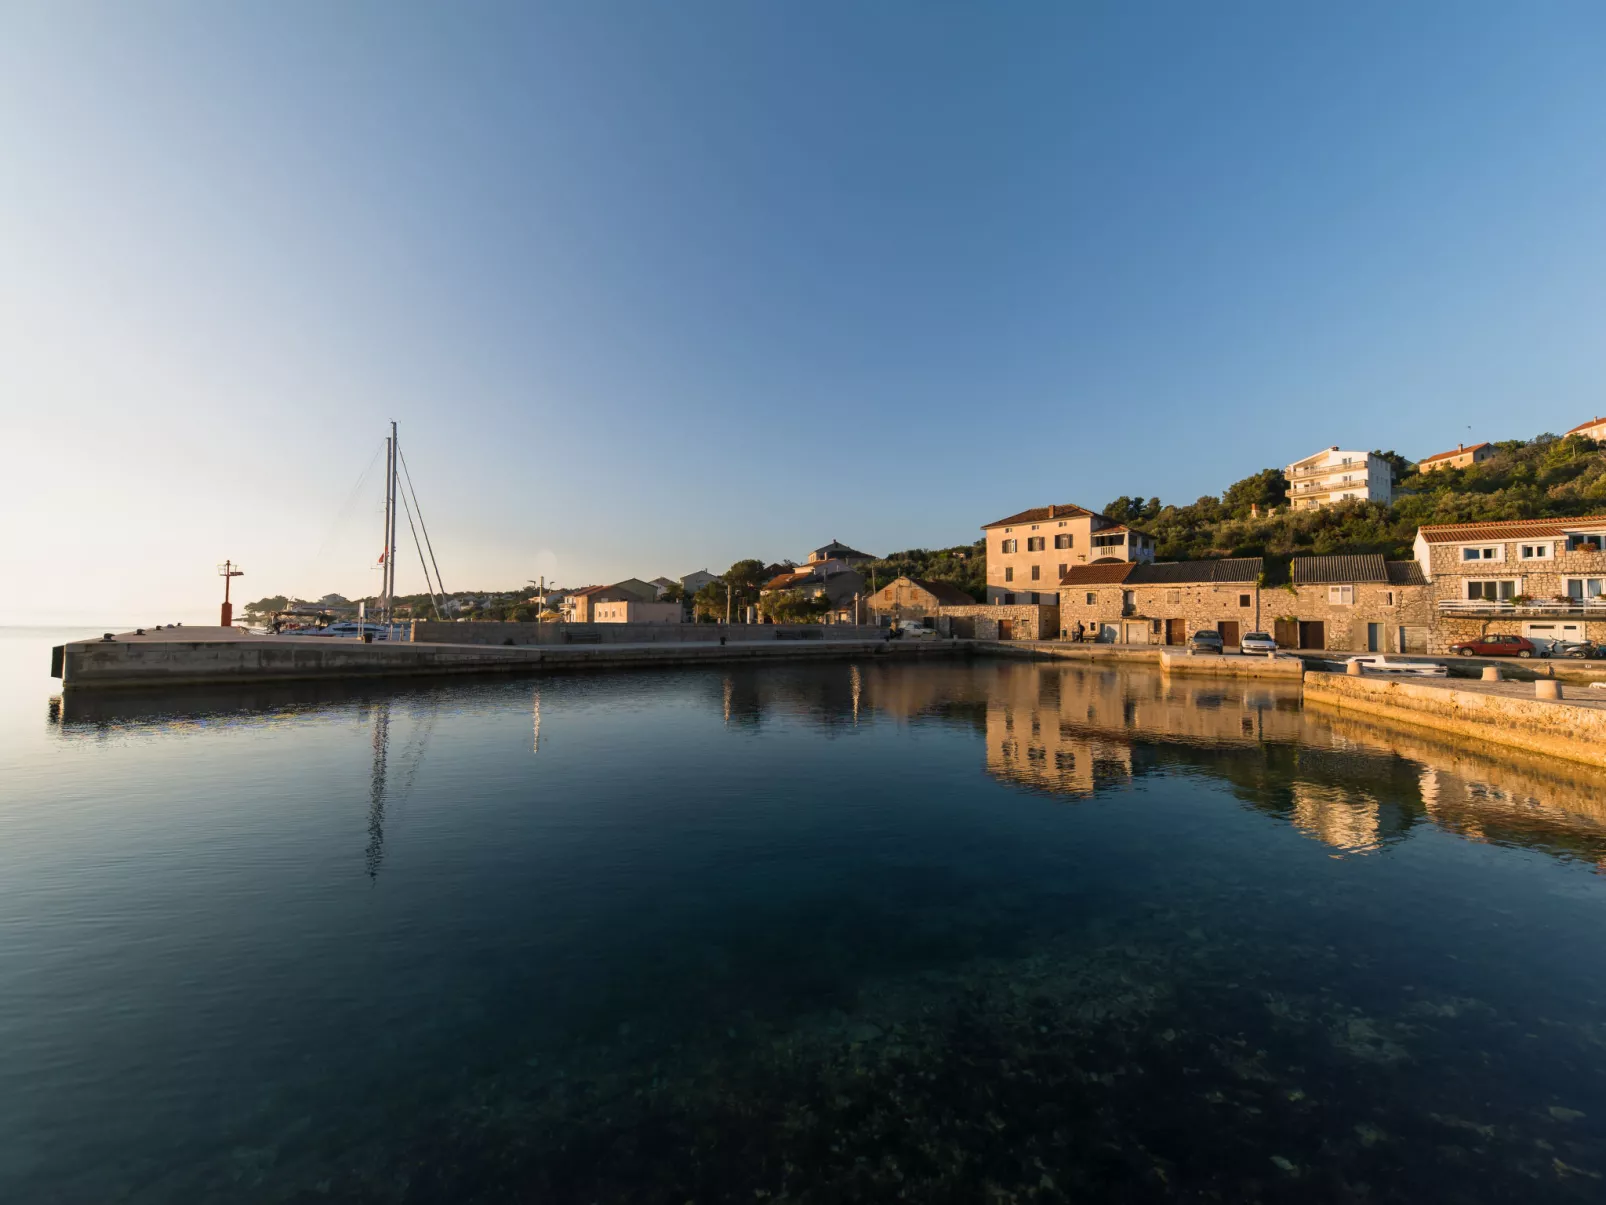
[1535,679,1562,700]
[1481,665,1501,682]
[1346,659,1364,676]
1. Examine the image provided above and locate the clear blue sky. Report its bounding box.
[4,2,1605,622]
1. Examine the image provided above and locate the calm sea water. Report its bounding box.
[4,627,1606,1203]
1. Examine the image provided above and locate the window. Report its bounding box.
[1461,545,1503,562]
[1385,591,1395,606]
[1057,563,1067,579]
[1329,585,1354,606]
[1003,592,1015,604]
[1027,536,1045,552]
[1567,579,1604,600]
[1054,534,1073,549]
[1466,580,1517,601]
[1239,594,1251,607]
[1566,533,1606,551]
[1167,590,1181,604]
[1001,538,1017,553]
[1004,567,1014,582]
[1085,592,1095,605]
[1031,565,1040,581]
[1092,533,1125,549]
[1520,543,1552,560]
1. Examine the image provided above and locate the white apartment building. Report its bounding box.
[1284,447,1393,511]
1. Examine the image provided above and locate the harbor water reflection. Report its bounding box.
[4,629,1606,1202]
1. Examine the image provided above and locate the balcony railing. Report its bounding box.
[1288,461,1365,479]
[1438,598,1606,616]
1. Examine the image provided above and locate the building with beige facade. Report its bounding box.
[1416,442,1493,473]
[592,599,684,624]
[1284,447,1393,510]
[1057,559,1262,646]
[1567,416,1606,442]
[1413,515,1606,652]
[1276,555,1431,652]
[981,503,1154,604]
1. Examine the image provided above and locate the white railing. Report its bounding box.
[1438,599,1606,615]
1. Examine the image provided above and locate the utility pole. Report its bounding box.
[217,560,244,627]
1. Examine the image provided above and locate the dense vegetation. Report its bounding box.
[1103,433,1606,571]
[853,543,988,602]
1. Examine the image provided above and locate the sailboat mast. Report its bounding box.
[386,421,398,625]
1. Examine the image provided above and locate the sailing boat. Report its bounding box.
[362,421,446,638]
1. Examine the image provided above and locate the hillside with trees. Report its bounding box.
[1103,432,1606,576]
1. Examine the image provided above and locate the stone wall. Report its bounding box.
[1057,583,1259,645]
[1262,582,1432,653]
[1428,615,1606,655]
[1426,541,1606,605]
[1304,671,1606,770]
[937,604,1058,641]
[410,621,887,646]
[867,579,947,620]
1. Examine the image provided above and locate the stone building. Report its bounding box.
[1414,516,1606,652]
[981,503,1154,604]
[592,599,683,624]
[1273,555,1431,652]
[1416,442,1493,473]
[1057,559,1263,646]
[937,603,1059,641]
[866,576,976,623]
[1567,416,1606,442]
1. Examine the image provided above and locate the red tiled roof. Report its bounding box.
[1058,563,1138,587]
[1417,515,1606,543]
[982,503,1095,529]
[1418,442,1491,465]
[1567,416,1606,435]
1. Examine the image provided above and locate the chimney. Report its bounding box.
[1330,445,1340,451]
[1049,504,1055,518]
[1458,442,1464,452]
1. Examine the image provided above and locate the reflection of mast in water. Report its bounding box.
[722,674,732,725]
[366,700,391,880]
[850,664,862,724]
[532,686,541,753]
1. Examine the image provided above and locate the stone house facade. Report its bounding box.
[1272,555,1431,652]
[1057,560,1263,646]
[592,599,683,624]
[981,503,1154,604]
[1415,516,1606,652]
[866,576,976,623]
[937,603,1059,641]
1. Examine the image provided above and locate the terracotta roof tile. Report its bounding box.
[982,503,1096,529]
[1567,416,1606,435]
[1417,516,1606,543]
[1417,442,1491,465]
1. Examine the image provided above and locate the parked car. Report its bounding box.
[1449,634,1538,658]
[1343,655,1448,677]
[895,620,937,640]
[1187,629,1224,654]
[1240,631,1278,654]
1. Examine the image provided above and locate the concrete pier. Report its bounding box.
[52,628,966,690]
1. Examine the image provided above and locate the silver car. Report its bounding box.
[1240,631,1278,654]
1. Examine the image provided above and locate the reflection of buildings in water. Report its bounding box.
[532,686,541,753]
[1288,781,1382,853]
[980,662,1306,799]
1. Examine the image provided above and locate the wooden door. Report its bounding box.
[1218,620,1240,647]
[1367,623,1381,652]
[1298,620,1326,649]
[1165,618,1186,645]
[1273,619,1297,648]
[997,618,1014,640]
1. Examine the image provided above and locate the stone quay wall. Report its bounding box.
[937,604,1059,641]
[1303,670,1606,770]
[410,621,886,646]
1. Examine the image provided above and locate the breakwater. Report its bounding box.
[52,628,964,690]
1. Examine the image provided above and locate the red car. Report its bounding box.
[1450,634,1538,658]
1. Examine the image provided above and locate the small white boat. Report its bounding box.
[1344,655,1448,677]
